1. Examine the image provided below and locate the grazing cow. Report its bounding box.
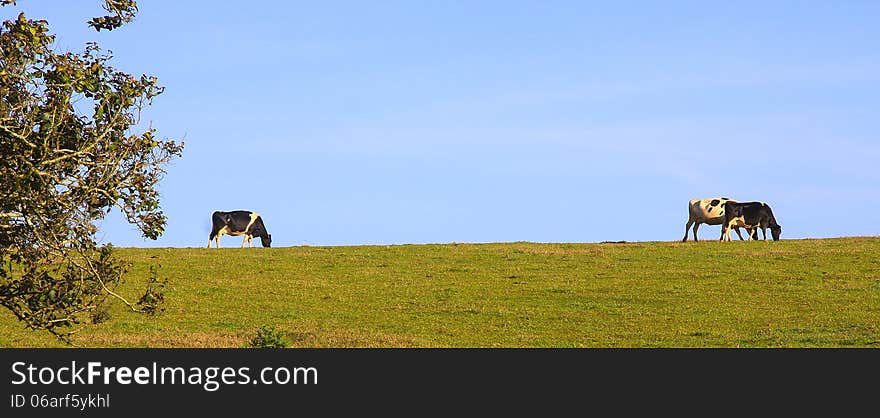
[720,201,782,241]
[682,197,747,242]
[208,210,272,248]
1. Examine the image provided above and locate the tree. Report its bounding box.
[0,0,183,341]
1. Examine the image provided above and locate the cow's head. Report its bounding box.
[770,225,781,241]
[260,234,272,247]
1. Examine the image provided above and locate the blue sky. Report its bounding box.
[4,1,880,246]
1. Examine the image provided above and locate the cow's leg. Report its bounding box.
[693,222,701,242]
[208,232,221,248]
[683,218,694,242]
[721,222,733,241]
[248,236,254,247]
[241,235,248,248]
[208,227,220,248]
[734,227,746,241]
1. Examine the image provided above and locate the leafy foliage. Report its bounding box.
[88,0,138,32]
[247,326,290,349]
[0,1,182,340]
[137,264,167,315]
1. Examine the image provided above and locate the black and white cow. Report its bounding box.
[720,201,782,241]
[207,210,272,248]
[682,197,747,242]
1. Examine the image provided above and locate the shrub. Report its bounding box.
[90,307,111,324]
[247,325,289,348]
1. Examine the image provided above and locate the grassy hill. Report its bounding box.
[2,237,879,348]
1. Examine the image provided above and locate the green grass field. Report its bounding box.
[2,237,879,348]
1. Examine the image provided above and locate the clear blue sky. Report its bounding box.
[5,1,880,247]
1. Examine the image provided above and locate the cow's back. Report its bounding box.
[689,197,735,225]
[212,210,257,234]
[725,202,769,226]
